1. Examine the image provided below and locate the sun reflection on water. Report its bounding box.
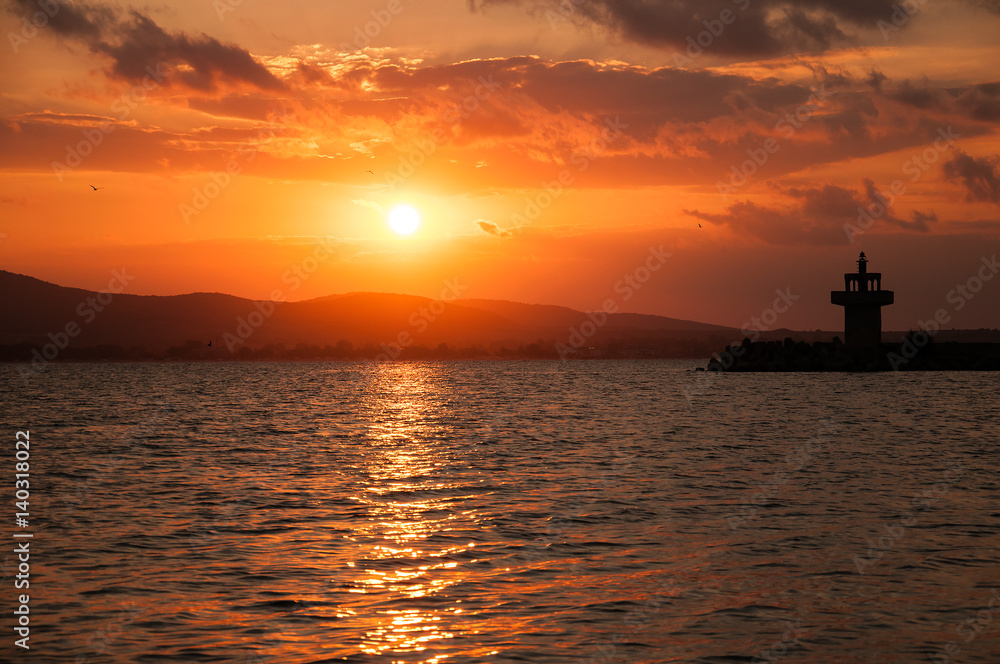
[343,364,480,661]
[362,608,456,657]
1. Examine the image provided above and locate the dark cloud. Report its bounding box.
[300,56,991,179]
[476,220,512,237]
[515,61,789,123]
[813,90,879,140]
[889,79,946,109]
[865,69,888,92]
[910,210,938,230]
[13,0,113,40]
[685,179,935,245]
[860,179,936,231]
[685,199,843,245]
[958,82,1000,122]
[294,62,337,87]
[3,41,991,192]
[780,6,848,52]
[943,151,1000,203]
[804,64,855,90]
[878,78,1000,123]
[370,55,826,145]
[7,0,282,91]
[469,0,939,58]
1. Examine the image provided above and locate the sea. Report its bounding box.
[1,360,998,663]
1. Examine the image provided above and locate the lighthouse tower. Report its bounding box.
[830,252,894,348]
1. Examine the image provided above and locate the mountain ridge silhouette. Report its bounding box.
[0,269,737,353]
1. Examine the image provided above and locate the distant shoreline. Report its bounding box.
[705,338,1000,372]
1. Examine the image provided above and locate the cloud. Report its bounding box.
[352,199,384,215]
[1,51,992,191]
[685,179,935,245]
[364,55,835,155]
[11,111,124,127]
[476,220,512,237]
[876,78,1000,124]
[866,69,888,92]
[468,0,947,58]
[943,151,1000,203]
[293,62,337,87]
[859,179,936,231]
[7,0,283,92]
[353,57,990,181]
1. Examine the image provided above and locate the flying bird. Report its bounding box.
[366,170,374,175]
[89,184,103,191]
[698,223,702,228]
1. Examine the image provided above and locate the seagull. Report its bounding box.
[366,170,374,175]
[89,184,103,191]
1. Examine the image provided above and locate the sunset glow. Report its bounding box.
[4,2,1000,658]
[1,0,998,329]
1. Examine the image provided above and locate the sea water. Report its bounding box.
[1,360,998,663]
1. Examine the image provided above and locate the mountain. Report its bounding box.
[453,299,732,333]
[0,270,741,358]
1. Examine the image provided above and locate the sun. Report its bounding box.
[388,205,420,235]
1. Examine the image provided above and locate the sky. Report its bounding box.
[1,0,999,331]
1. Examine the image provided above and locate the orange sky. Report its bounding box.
[1,0,999,330]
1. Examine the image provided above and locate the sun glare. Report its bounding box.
[388,205,420,235]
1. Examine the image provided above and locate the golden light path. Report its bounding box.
[340,364,500,662]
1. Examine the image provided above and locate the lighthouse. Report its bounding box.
[830,252,894,348]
